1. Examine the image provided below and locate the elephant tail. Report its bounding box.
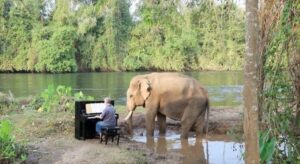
[205,99,210,135]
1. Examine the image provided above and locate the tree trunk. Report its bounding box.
[244,0,260,163]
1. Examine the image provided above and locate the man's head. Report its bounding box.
[104,97,112,104]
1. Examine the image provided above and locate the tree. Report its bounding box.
[243,0,260,163]
[0,0,42,71]
[189,0,245,70]
[91,0,132,71]
[35,26,78,73]
[0,0,245,72]
[259,0,300,161]
[124,0,199,71]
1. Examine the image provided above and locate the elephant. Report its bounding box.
[124,72,209,139]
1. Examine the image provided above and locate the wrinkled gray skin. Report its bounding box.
[125,73,209,139]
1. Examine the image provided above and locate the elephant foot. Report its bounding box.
[180,134,189,139]
[159,131,166,137]
[146,130,154,137]
[146,134,154,138]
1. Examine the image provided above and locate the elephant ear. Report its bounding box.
[139,78,151,100]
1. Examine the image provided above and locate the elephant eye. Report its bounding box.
[129,94,133,98]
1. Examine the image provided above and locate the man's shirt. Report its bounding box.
[100,104,116,126]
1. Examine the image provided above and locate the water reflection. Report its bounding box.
[146,136,207,163]
[180,138,207,164]
[146,137,168,154]
[132,129,244,163]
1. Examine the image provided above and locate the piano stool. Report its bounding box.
[100,127,121,145]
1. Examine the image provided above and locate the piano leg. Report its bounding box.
[81,120,86,140]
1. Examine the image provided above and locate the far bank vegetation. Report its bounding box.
[0,0,244,73]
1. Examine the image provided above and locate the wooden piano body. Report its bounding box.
[74,100,118,140]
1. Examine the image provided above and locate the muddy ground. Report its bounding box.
[25,107,243,164]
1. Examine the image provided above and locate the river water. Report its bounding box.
[132,129,245,164]
[0,71,243,106]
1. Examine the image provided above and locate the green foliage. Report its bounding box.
[74,91,94,101]
[0,0,244,72]
[31,85,94,112]
[0,120,15,158]
[261,0,300,162]
[124,0,244,71]
[259,131,276,163]
[191,1,244,70]
[74,5,98,70]
[52,0,74,26]
[2,0,46,71]
[39,84,58,112]
[91,0,132,71]
[35,26,78,73]
[124,1,193,71]
[0,119,27,161]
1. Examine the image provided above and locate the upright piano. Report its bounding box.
[75,100,119,140]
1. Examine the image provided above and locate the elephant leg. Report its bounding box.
[157,112,166,136]
[181,108,198,139]
[156,137,167,154]
[180,122,193,139]
[194,114,205,138]
[146,137,155,151]
[146,111,156,137]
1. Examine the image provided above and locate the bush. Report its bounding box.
[34,26,78,73]
[29,85,94,112]
[0,91,21,115]
[0,119,27,162]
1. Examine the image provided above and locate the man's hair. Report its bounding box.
[104,97,112,104]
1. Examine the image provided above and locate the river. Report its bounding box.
[0,71,243,106]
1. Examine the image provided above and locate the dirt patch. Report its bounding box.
[25,134,188,164]
[26,135,149,164]
[23,107,243,163]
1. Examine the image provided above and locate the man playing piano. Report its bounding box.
[95,97,116,137]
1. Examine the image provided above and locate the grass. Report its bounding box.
[0,119,27,162]
[6,110,73,141]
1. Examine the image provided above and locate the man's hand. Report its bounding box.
[95,115,101,119]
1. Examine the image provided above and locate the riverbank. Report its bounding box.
[2,106,243,163]
[118,106,243,136]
